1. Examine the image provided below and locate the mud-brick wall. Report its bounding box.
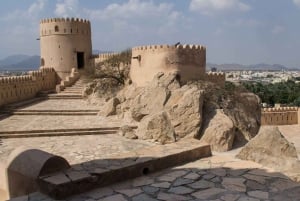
[0,68,56,107]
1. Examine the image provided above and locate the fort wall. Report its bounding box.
[94,53,121,64]
[0,68,56,108]
[40,18,92,81]
[205,72,226,87]
[130,44,206,86]
[261,107,299,125]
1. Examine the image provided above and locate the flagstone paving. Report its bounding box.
[11,153,300,201]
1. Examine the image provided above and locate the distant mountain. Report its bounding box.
[0,55,40,71]
[0,54,32,66]
[207,63,290,71]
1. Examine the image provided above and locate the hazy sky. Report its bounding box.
[0,0,300,67]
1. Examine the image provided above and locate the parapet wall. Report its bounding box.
[94,53,121,64]
[205,72,226,87]
[130,44,206,86]
[0,68,56,107]
[261,107,299,125]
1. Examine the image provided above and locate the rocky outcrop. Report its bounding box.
[200,109,235,151]
[221,92,261,141]
[86,72,261,148]
[237,126,299,171]
[99,97,120,117]
[118,125,138,139]
[83,78,122,100]
[137,111,176,144]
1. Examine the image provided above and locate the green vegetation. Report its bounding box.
[242,80,300,106]
[95,49,132,85]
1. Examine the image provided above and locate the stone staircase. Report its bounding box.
[0,127,124,139]
[43,78,86,100]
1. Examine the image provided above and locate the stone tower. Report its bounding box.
[130,44,206,86]
[39,18,92,81]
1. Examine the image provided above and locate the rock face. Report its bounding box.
[99,97,120,117]
[118,125,138,139]
[237,126,299,170]
[221,92,261,141]
[87,72,261,148]
[137,111,176,144]
[200,109,235,152]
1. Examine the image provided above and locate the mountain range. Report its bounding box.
[0,55,40,71]
[0,54,298,71]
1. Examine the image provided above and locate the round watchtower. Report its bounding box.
[130,44,206,86]
[39,18,92,81]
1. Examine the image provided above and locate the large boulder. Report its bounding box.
[165,85,204,138]
[98,97,120,117]
[221,92,261,141]
[237,126,299,171]
[130,86,170,122]
[137,111,176,144]
[200,109,235,151]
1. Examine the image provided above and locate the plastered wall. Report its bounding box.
[0,68,56,108]
[130,44,206,86]
[261,107,299,125]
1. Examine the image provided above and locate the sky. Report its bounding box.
[0,0,300,68]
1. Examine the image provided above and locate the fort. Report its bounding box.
[40,18,92,81]
[1,17,300,201]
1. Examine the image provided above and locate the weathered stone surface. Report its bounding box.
[130,85,170,122]
[222,178,247,192]
[151,182,171,189]
[99,97,120,116]
[165,85,204,138]
[137,111,176,144]
[247,190,269,199]
[188,180,215,189]
[115,188,142,197]
[200,109,235,151]
[118,125,138,139]
[237,126,300,171]
[168,186,194,195]
[101,194,127,201]
[192,188,226,199]
[221,92,261,142]
[157,192,190,201]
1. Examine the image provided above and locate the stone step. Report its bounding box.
[38,139,211,200]
[45,95,83,99]
[0,127,122,135]
[0,130,118,139]
[8,111,98,115]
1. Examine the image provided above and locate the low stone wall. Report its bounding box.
[261,107,299,125]
[0,68,56,108]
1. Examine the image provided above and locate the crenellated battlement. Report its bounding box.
[205,72,226,87]
[130,44,207,86]
[132,44,206,53]
[262,107,298,112]
[0,67,57,107]
[40,18,90,24]
[261,107,299,125]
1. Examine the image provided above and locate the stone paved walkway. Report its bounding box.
[12,153,300,201]
[0,134,155,164]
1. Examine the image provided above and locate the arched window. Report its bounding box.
[55,25,59,32]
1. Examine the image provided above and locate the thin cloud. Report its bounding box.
[55,0,79,17]
[272,25,285,35]
[189,0,251,15]
[293,0,300,7]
